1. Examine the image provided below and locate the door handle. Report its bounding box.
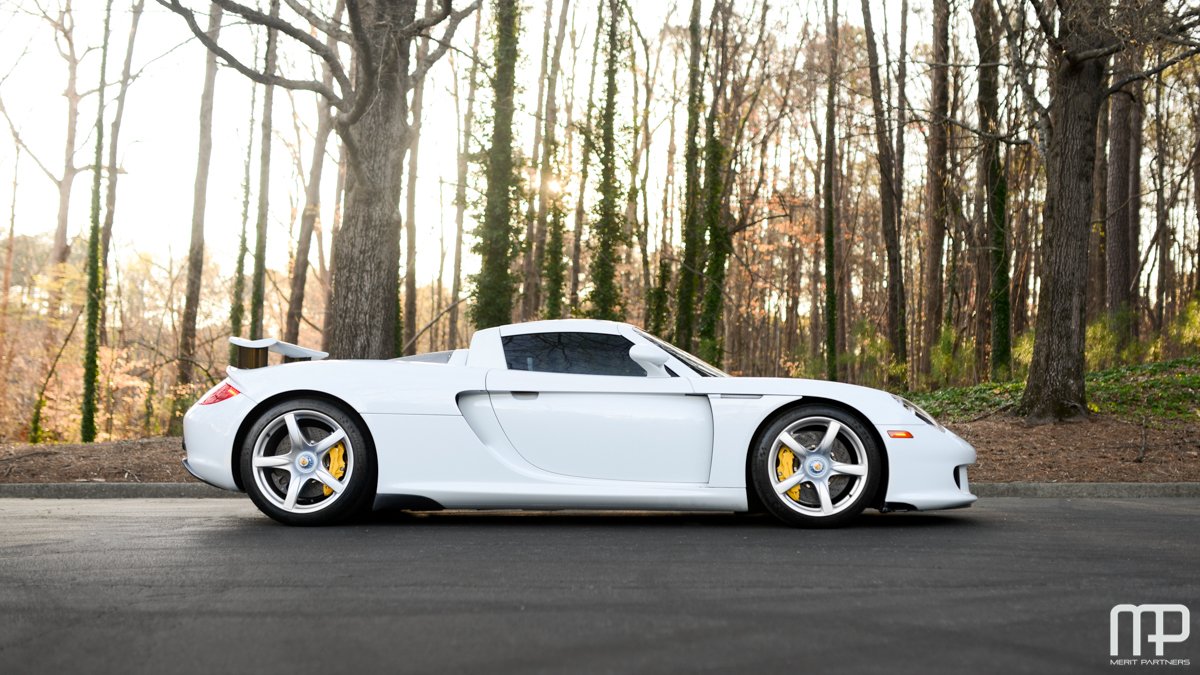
[511,391,539,400]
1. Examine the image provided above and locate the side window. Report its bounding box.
[502,332,646,377]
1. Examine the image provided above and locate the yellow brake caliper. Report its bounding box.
[323,443,346,496]
[777,447,802,501]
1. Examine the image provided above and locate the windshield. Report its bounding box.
[635,329,729,377]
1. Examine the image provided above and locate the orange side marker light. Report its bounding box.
[887,430,914,439]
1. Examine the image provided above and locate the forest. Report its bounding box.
[0,0,1198,443]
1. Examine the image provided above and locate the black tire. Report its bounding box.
[239,397,376,526]
[750,404,881,528]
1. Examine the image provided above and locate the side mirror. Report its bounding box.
[629,343,671,378]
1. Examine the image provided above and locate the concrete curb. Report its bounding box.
[0,482,240,499]
[0,481,1197,499]
[970,482,1200,498]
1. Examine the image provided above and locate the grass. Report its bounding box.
[908,355,1200,422]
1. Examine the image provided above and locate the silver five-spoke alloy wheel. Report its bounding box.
[751,405,881,527]
[250,409,354,514]
[769,415,869,516]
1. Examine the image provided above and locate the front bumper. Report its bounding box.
[877,423,977,511]
[180,383,258,492]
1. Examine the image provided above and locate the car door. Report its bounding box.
[486,331,714,483]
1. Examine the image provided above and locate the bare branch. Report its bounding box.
[0,94,59,184]
[1024,0,1064,52]
[1108,45,1200,95]
[909,112,1032,146]
[283,0,351,43]
[1069,40,1123,64]
[209,0,353,96]
[412,0,480,83]
[399,0,452,39]
[338,0,375,126]
[998,0,1049,154]
[156,0,345,105]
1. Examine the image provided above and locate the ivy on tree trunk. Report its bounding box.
[473,0,521,330]
[585,0,624,321]
[81,0,114,443]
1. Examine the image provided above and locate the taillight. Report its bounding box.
[200,382,240,405]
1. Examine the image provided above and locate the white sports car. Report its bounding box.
[183,319,976,527]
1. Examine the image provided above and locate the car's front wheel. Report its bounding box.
[240,398,375,525]
[750,405,881,528]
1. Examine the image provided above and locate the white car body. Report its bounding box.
[183,319,976,515]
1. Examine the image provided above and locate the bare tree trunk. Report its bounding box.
[527,0,570,320]
[449,13,482,350]
[158,0,474,362]
[809,234,821,368]
[249,0,280,340]
[1088,92,1109,324]
[569,0,605,311]
[327,0,422,357]
[99,0,145,346]
[1127,72,1145,340]
[318,140,344,352]
[919,0,950,382]
[1106,51,1136,347]
[972,0,1009,380]
[860,0,906,387]
[432,181,446,350]
[1152,75,1170,334]
[894,0,908,247]
[230,55,259,355]
[646,50,678,335]
[173,5,222,434]
[283,4,341,346]
[1010,186,1032,337]
[1018,11,1109,421]
[519,0,555,320]
[895,0,909,365]
[822,0,839,381]
[0,148,16,348]
[400,0,433,355]
[50,2,82,270]
[1193,103,1200,299]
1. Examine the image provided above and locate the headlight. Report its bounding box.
[892,395,942,428]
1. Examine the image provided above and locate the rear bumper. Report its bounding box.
[181,383,257,492]
[877,423,977,511]
[181,457,231,490]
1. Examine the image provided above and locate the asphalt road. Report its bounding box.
[0,498,1196,674]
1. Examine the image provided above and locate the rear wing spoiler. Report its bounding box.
[229,337,328,369]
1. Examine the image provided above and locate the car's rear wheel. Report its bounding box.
[750,405,881,528]
[240,398,375,526]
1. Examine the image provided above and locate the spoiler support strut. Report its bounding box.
[229,337,328,369]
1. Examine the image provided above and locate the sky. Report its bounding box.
[0,0,922,293]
